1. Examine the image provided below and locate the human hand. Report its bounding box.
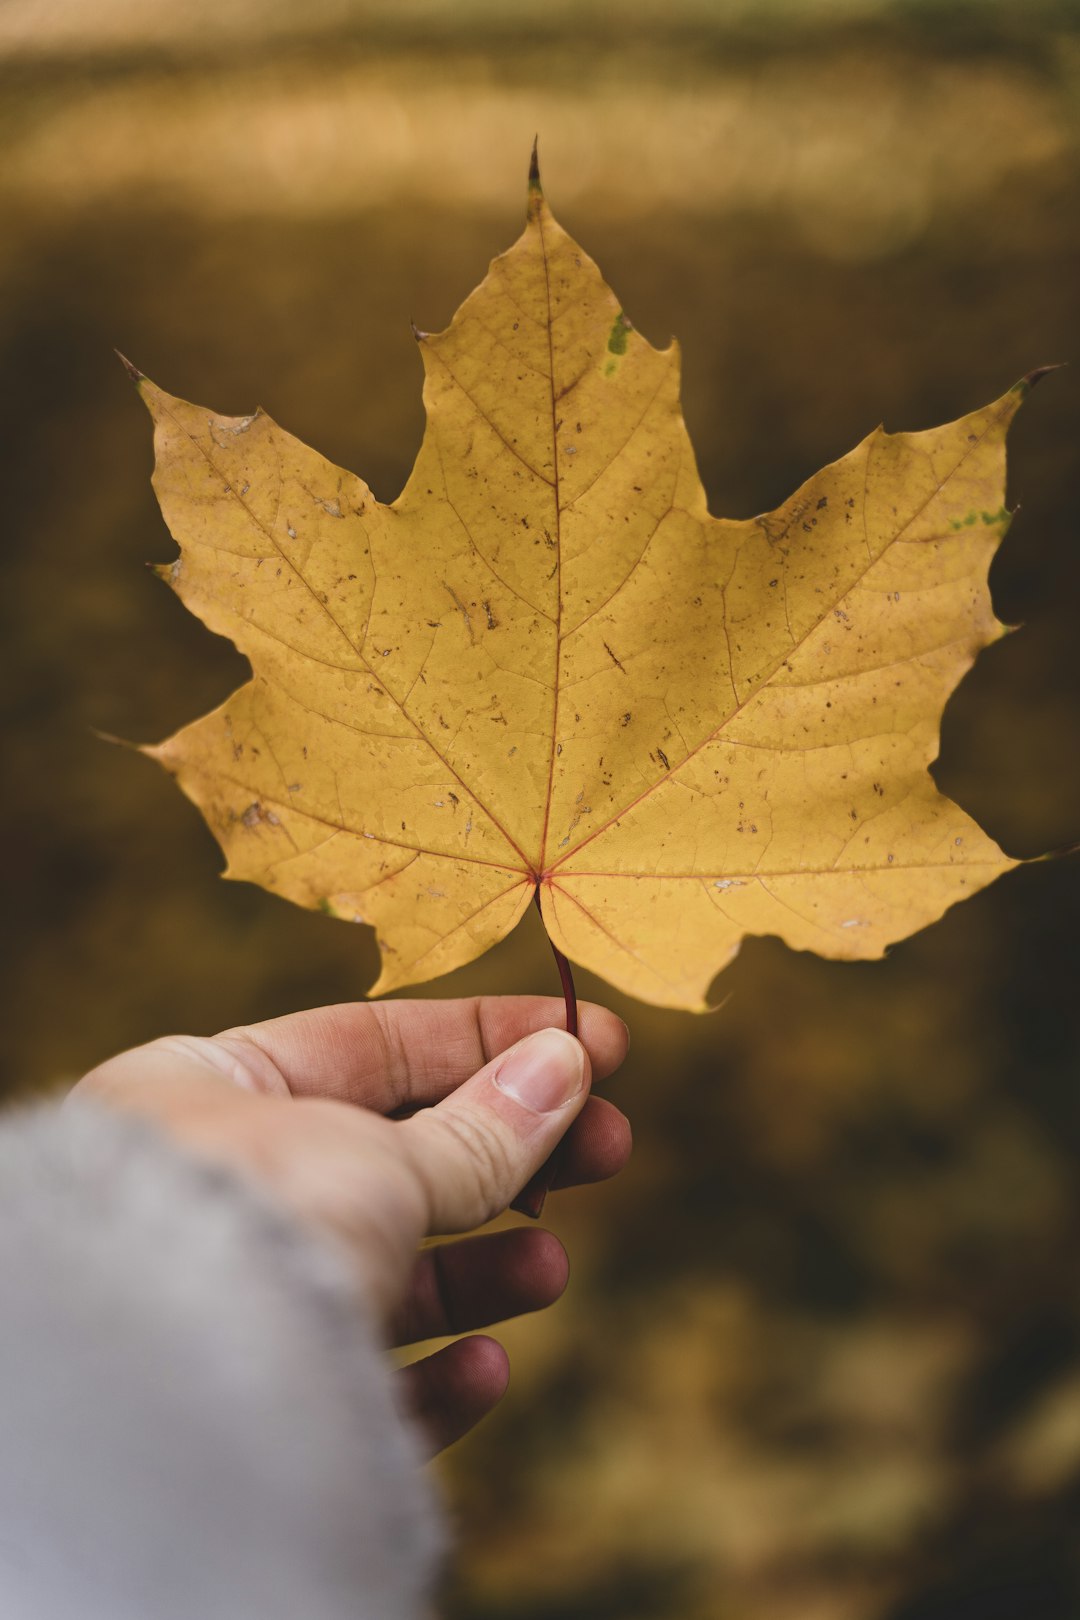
[71,997,631,1451]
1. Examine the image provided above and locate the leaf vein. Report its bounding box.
[156,398,533,870]
[548,399,1014,871]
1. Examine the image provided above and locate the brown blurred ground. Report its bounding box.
[2,2,1080,1616]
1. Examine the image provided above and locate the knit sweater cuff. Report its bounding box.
[0,1098,443,1620]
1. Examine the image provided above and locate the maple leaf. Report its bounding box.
[130,153,1043,1012]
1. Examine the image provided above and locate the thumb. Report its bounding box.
[399,1027,590,1233]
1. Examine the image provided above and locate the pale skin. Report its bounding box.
[71,996,631,1454]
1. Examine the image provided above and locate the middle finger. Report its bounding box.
[392,1227,569,1346]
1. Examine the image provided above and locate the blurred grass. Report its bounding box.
[2,2,1080,1617]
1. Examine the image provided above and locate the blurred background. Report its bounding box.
[2,0,1079,1614]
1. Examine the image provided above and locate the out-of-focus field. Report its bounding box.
[2,2,1080,1615]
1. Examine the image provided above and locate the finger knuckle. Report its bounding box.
[424,1109,514,1227]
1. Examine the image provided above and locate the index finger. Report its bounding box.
[220,996,629,1113]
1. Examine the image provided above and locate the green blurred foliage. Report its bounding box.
[1,2,1079,1616]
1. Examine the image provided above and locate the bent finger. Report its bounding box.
[399,1336,510,1455]
[392,1227,569,1346]
[552,1096,632,1189]
[219,995,627,1113]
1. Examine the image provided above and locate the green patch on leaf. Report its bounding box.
[949,505,1010,531]
[607,312,631,355]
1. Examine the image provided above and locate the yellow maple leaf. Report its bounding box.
[131,153,1044,1012]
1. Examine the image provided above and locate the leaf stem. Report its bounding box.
[509,888,579,1219]
[534,885,578,1037]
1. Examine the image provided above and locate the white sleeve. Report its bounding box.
[0,1099,444,1620]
